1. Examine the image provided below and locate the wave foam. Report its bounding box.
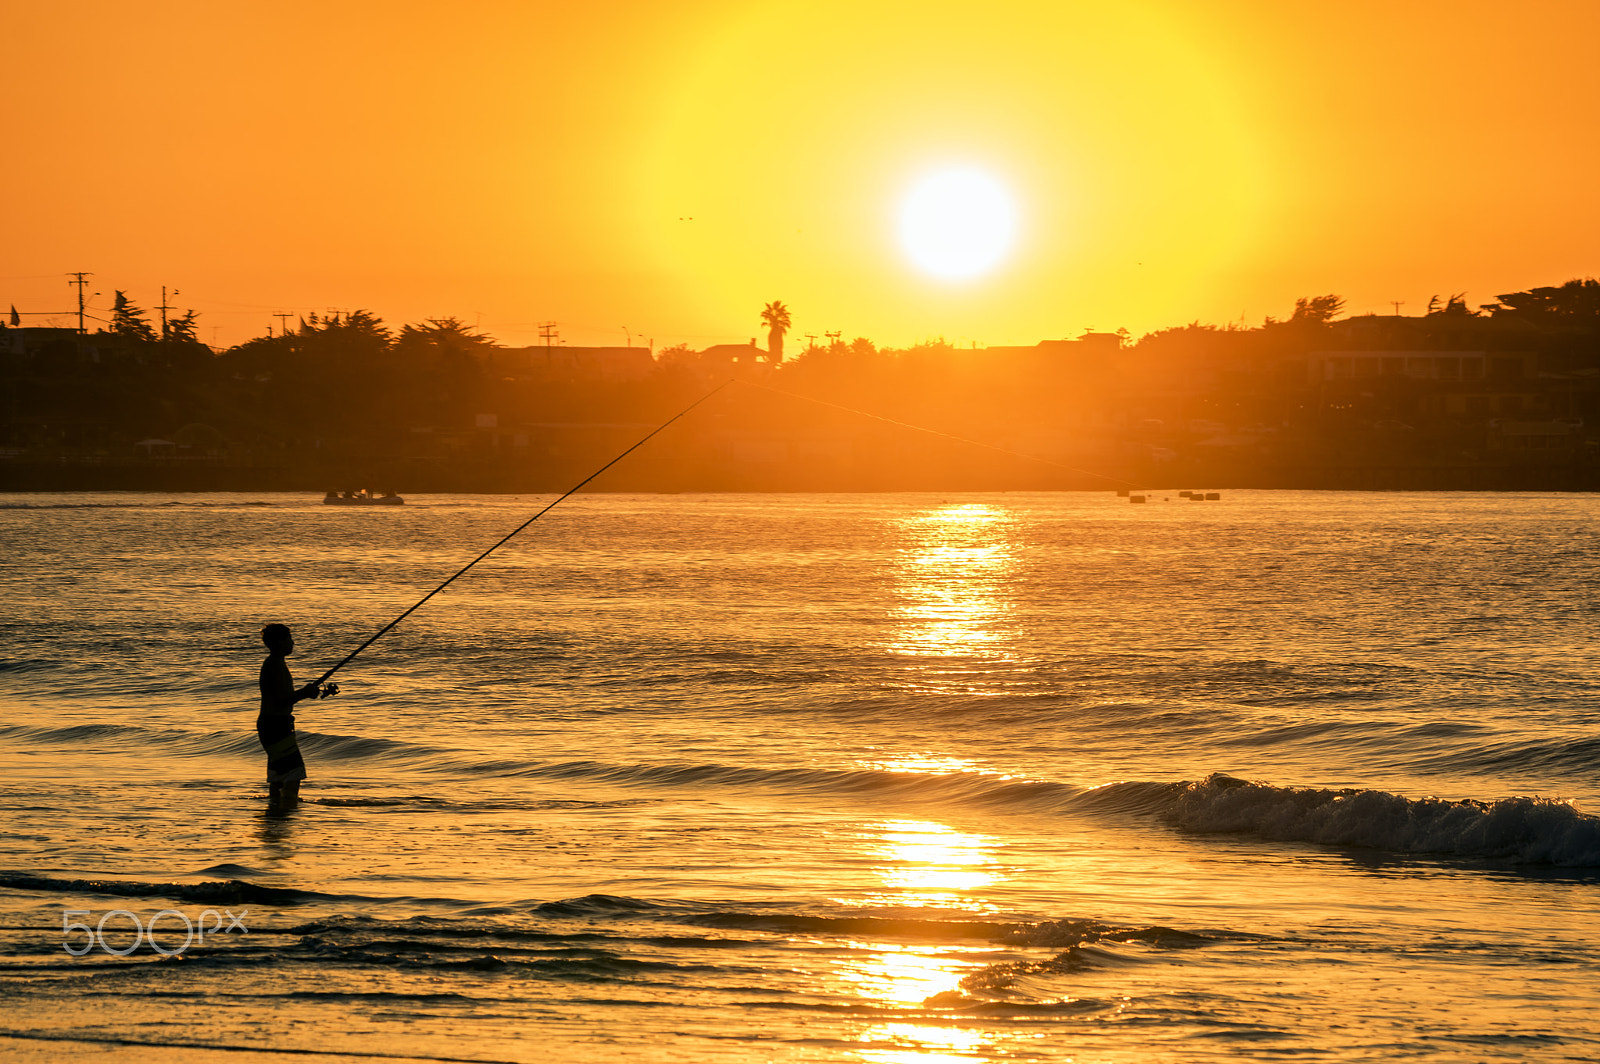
[5,719,1595,867]
[1161,773,1600,866]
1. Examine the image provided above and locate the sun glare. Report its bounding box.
[897,168,1018,281]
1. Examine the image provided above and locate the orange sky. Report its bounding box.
[5,0,1598,350]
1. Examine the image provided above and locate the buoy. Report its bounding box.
[1178,490,1193,498]
[1205,492,1221,500]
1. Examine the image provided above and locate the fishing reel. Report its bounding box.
[319,682,340,699]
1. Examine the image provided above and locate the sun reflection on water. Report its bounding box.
[824,818,1007,1031]
[857,753,982,775]
[836,507,1028,1060]
[889,504,1018,661]
[874,820,1000,897]
[836,941,976,1005]
[855,1023,998,1064]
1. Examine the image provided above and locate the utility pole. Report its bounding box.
[157,286,179,339]
[67,272,93,334]
[539,321,558,348]
[272,312,293,337]
[1390,301,1405,316]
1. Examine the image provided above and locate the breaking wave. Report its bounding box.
[1086,773,1600,867]
[5,721,1597,866]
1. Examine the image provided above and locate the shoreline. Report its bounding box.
[4,462,1600,494]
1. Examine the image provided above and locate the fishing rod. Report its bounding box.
[734,378,1144,491]
[310,378,733,691]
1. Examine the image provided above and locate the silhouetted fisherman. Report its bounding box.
[257,624,336,810]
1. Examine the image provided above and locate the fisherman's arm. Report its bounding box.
[261,659,331,711]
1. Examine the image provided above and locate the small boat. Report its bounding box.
[323,490,405,506]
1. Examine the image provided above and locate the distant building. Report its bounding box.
[1489,419,1585,460]
[697,340,767,366]
[1304,349,1536,383]
[0,327,88,360]
[1305,349,1549,420]
[491,345,654,381]
[981,331,1125,363]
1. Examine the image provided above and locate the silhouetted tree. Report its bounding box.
[1289,294,1345,324]
[1426,293,1475,317]
[295,310,392,383]
[656,342,695,368]
[389,317,495,423]
[394,317,496,361]
[1483,279,1600,321]
[109,291,158,342]
[301,309,391,349]
[167,309,201,342]
[761,300,791,362]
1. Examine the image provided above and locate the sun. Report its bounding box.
[897,167,1018,281]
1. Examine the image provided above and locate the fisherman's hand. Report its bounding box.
[295,682,322,701]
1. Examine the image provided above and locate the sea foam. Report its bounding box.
[1164,773,1600,866]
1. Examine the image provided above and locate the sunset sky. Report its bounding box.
[5,0,1598,350]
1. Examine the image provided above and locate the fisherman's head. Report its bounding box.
[261,623,294,655]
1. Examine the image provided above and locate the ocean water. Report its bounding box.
[1,489,1597,1063]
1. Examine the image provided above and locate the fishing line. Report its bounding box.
[314,372,1133,687]
[311,378,733,687]
[735,378,1143,490]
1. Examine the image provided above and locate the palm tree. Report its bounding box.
[760,301,791,362]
